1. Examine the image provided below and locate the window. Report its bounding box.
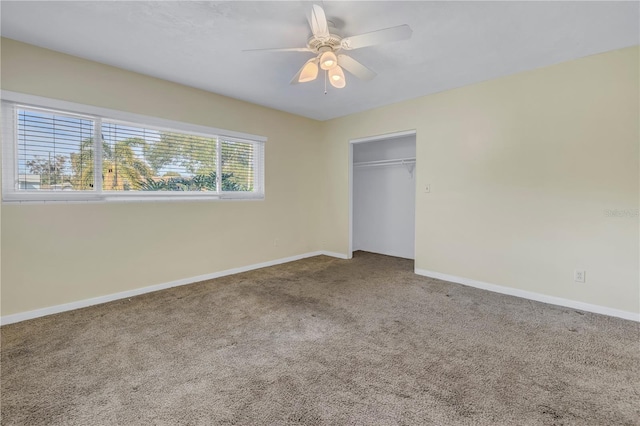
[2,93,265,202]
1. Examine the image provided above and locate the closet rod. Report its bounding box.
[353,157,416,168]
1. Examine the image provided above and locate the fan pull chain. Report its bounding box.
[324,70,328,95]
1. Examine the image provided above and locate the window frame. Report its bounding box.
[1,91,266,203]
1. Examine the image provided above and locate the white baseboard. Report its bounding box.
[6,255,634,325]
[319,250,350,259]
[1,250,349,326]
[414,268,639,322]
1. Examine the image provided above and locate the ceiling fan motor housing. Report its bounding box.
[307,34,343,53]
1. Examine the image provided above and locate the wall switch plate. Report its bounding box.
[425,184,431,193]
[574,270,585,283]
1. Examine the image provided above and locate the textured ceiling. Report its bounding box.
[1,1,638,121]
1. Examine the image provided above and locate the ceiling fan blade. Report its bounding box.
[243,47,312,53]
[307,4,330,40]
[337,55,377,81]
[290,65,305,85]
[290,58,319,85]
[341,24,412,50]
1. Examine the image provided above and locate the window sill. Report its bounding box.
[2,192,265,204]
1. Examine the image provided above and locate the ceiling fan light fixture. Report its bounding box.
[328,65,346,88]
[319,51,338,70]
[299,59,319,82]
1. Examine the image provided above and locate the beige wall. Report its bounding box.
[0,39,324,315]
[322,46,639,314]
[2,39,638,318]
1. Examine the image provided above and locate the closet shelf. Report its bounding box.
[354,157,416,177]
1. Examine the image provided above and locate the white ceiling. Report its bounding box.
[1,1,638,121]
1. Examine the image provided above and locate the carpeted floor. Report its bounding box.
[1,252,639,425]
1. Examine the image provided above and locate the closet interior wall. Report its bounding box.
[353,135,416,259]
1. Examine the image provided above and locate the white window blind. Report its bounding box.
[16,107,95,192]
[2,94,265,202]
[221,137,262,194]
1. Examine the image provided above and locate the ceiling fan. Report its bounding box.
[244,4,412,90]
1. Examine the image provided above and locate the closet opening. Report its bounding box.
[349,130,416,260]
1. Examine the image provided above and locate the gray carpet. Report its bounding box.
[1,252,639,425]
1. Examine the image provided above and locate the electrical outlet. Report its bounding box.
[574,270,585,283]
[425,184,431,193]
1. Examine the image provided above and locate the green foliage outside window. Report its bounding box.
[49,133,253,192]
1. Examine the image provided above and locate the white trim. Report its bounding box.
[1,91,267,142]
[2,191,264,204]
[0,251,349,326]
[2,103,18,194]
[348,142,354,259]
[414,268,639,322]
[319,250,350,259]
